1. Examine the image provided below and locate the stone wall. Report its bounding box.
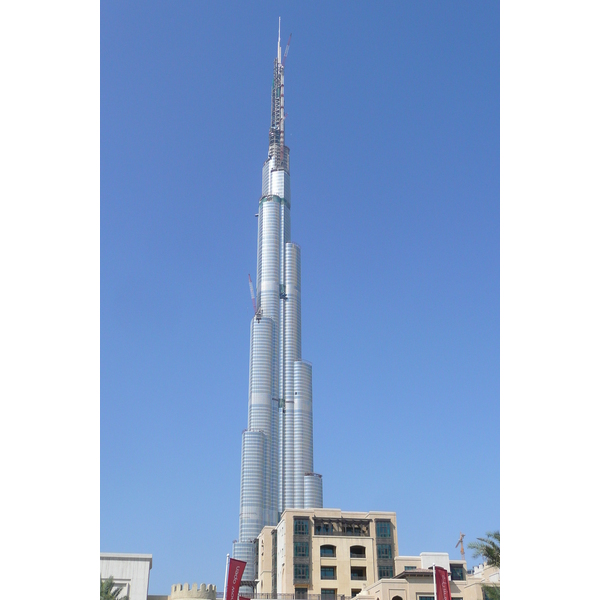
[169,583,217,600]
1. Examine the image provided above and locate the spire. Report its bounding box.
[269,20,289,172]
[278,17,281,63]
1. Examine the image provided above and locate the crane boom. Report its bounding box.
[282,33,292,66]
[456,532,465,562]
[248,274,257,314]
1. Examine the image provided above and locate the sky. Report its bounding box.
[100,1,499,594]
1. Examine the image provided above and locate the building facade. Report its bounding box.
[233,23,323,586]
[167,583,217,600]
[100,553,153,600]
[256,509,398,599]
[254,534,499,600]
[358,552,499,600]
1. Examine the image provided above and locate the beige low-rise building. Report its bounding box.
[256,508,398,599]
[356,552,499,600]
[254,509,499,600]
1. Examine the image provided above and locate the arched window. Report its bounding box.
[350,545,366,558]
[320,544,336,557]
[391,595,403,600]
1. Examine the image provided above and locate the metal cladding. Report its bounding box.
[239,430,266,541]
[303,472,323,509]
[233,24,323,585]
[294,361,312,507]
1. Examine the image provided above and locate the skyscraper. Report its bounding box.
[232,23,323,587]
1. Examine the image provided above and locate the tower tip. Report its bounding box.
[278,18,281,62]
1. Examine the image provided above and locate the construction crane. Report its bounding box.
[248,274,262,321]
[455,532,465,562]
[282,33,292,67]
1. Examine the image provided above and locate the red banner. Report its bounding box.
[434,566,451,600]
[225,558,246,600]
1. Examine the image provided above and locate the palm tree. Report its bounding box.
[478,586,500,600]
[468,530,500,568]
[101,576,129,600]
[468,531,500,599]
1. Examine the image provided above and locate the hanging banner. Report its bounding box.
[434,566,452,600]
[225,558,246,600]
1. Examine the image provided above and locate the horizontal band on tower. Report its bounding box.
[259,194,290,209]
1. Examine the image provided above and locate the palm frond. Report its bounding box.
[100,576,129,600]
[467,530,500,568]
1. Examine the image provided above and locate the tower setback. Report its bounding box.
[233,24,323,587]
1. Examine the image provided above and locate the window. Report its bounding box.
[272,529,278,591]
[294,564,309,581]
[321,589,336,600]
[375,521,392,538]
[314,521,332,535]
[391,596,403,600]
[295,588,308,599]
[294,518,310,535]
[450,565,465,581]
[321,566,336,580]
[350,545,366,558]
[418,597,434,600]
[314,518,370,537]
[342,522,364,536]
[320,545,336,557]
[376,544,392,559]
[294,542,309,557]
[378,565,394,579]
[404,566,416,571]
[350,566,366,581]
[351,591,361,598]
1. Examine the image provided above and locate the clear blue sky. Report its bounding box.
[101,1,499,594]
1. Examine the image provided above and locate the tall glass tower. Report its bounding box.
[233,23,323,587]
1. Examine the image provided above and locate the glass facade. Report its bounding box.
[294,541,309,557]
[375,521,392,538]
[450,564,465,580]
[294,518,309,535]
[350,545,366,558]
[378,566,394,579]
[351,567,367,581]
[271,529,277,592]
[314,518,370,536]
[375,520,394,580]
[294,564,309,581]
[234,30,323,583]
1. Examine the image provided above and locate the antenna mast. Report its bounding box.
[269,20,291,171]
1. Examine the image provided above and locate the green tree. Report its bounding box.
[468,530,500,568]
[468,531,500,599]
[100,576,129,600]
[481,585,500,600]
